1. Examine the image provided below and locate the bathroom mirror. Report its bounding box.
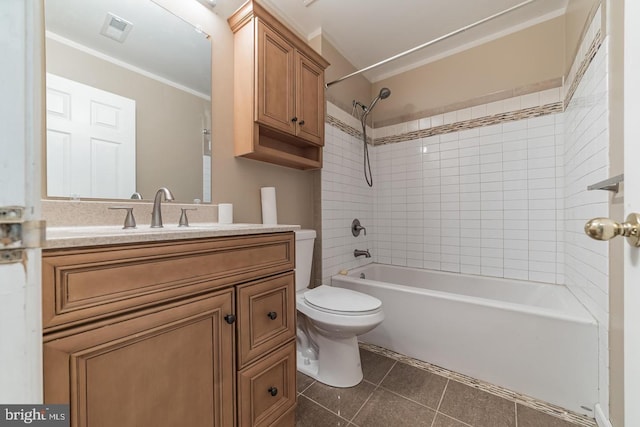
[44,0,212,203]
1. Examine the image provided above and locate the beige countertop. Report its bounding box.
[45,223,300,249]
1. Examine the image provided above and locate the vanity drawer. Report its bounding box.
[237,341,296,427]
[237,272,296,368]
[42,232,294,332]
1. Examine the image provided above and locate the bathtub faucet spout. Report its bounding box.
[354,249,371,258]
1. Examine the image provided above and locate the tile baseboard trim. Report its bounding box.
[358,342,596,427]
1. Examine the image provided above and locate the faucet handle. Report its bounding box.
[352,219,367,236]
[178,208,197,227]
[108,206,137,229]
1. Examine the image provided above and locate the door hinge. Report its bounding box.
[0,206,46,264]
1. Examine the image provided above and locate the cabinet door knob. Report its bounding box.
[268,386,278,396]
[298,120,305,126]
[224,314,236,324]
[291,117,298,123]
[267,311,278,320]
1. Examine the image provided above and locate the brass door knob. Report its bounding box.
[584,213,640,246]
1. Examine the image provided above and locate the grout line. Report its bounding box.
[298,378,316,395]
[298,394,353,426]
[515,401,519,427]
[350,359,397,423]
[435,379,449,412]
[348,385,377,424]
[377,359,397,386]
[377,384,441,413]
[429,379,449,427]
[432,381,503,427]
[439,413,475,427]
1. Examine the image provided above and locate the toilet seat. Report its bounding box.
[303,286,382,316]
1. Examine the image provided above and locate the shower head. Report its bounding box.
[379,87,391,99]
[364,87,391,119]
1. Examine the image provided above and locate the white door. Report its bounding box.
[0,0,43,403]
[624,0,640,424]
[46,73,136,199]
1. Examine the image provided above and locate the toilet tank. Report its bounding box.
[294,229,316,292]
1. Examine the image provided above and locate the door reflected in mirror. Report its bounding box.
[44,0,212,203]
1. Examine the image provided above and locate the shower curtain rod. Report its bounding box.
[325,0,537,88]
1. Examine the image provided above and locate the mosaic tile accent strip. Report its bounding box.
[564,29,603,108]
[326,115,372,144]
[373,102,563,145]
[359,342,597,427]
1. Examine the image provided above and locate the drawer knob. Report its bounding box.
[291,117,298,123]
[268,386,278,397]
[224,314,236,324]
[267,311,278,320]
[298,120,305,126]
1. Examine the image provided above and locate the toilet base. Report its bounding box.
[296,334,363,388]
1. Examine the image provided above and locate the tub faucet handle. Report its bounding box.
[352,218,367,236]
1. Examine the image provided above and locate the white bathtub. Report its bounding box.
[331,263,598,415]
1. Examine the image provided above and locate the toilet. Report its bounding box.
[295,229,384,388]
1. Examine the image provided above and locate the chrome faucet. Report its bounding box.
[354,249,371,258]
[151,187,175,228]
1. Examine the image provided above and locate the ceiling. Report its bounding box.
[44,0,569,93]
[218,0,568,82]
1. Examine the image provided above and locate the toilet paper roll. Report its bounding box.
[261,187,278,225]
[218,203,233,224]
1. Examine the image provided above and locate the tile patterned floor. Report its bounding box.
[295,347,594,427]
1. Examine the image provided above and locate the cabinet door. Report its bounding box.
[295,52,325,146]
[44,291,235,427]
[256,20,296,136]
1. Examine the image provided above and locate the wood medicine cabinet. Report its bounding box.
[228,0,330,170]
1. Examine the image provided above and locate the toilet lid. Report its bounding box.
[304,286,382,314]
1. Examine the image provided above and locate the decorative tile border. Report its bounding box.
[564,29,603,108]
[326,115,361,139]
[359,342,596,427]
[374,102,563,146]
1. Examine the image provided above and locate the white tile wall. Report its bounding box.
[370,115,565,284]
[564,36,610,415]
[321,123,376,283]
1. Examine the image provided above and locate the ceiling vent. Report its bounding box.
[100,12,133,43]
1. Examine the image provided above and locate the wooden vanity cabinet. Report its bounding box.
[44,291,235,427]
[43,233,297,427]
[229,0,329,170]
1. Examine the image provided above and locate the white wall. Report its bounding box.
[564,36,611,418]
[321,116,375,284]
[374,117,565,283]
[323,95,565,285]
